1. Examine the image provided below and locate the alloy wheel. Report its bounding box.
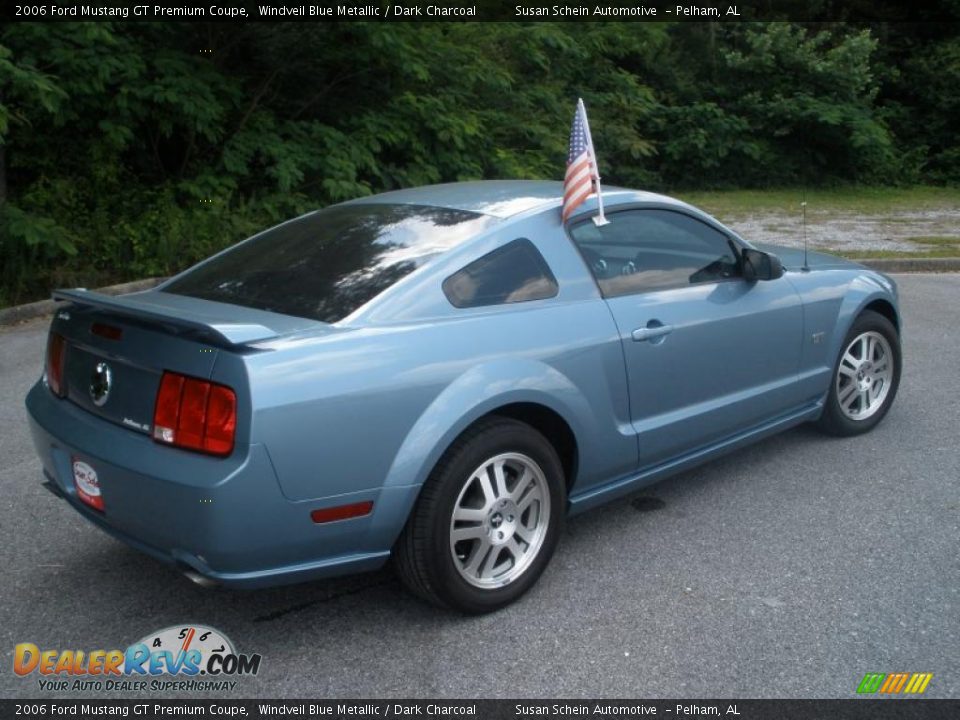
[448,452,551,589]
[836,330,895,421]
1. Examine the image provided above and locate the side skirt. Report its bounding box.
[567,400,823,516]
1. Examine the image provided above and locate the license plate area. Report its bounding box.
[72,458,105,512]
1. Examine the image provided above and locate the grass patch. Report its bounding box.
[831,248,960,259]
[825,233,960,259]
[676,186,960,218]
[904,236,960,246]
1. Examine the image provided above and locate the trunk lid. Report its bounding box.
[50,289,327,435]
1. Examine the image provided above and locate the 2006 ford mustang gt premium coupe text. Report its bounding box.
[26,181,902,612]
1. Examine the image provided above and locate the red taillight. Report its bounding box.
[45,332,67,398]
[153,373,185,444]
[152,371,236,456]
[177,378,210,450]
[204,385,237,455]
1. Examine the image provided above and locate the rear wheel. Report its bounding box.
[394,417,565,613]
[816,310,901,436]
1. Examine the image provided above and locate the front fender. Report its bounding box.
[828,273,901,365]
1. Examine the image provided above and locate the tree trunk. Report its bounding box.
[0,143,7,206]
[0,85,6,205]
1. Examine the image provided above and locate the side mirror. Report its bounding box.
[741,248,784,282]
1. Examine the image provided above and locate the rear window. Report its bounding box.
[164,203,498,322]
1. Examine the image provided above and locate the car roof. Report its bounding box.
[343,180,689,219]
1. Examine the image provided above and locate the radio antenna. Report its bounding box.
[801,188,810,272]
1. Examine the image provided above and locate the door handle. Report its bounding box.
[632,322,673,342]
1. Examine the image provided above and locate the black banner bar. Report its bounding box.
[2,700,959,719]
[4,0,959,23]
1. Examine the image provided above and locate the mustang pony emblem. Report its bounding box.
[89,362,112,407]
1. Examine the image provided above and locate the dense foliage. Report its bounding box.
[1,19,958,306]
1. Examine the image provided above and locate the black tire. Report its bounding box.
[394,416,566,614]
[816,309,901,437]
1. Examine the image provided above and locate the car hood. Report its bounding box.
[755,243,861,272]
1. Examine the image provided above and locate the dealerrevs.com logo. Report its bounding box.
[14,625,262,692]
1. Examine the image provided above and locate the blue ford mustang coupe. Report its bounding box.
[26,181,901,612]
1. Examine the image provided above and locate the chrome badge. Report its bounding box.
[89,362,113,407]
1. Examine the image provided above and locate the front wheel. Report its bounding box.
[394,417,566,613]
[816,309,901,436]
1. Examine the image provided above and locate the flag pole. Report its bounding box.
[578,98,609,227]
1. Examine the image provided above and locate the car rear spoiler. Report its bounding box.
[53,288,320,346]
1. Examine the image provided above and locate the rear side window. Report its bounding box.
[163,203,498,323]
[443,239,558,309]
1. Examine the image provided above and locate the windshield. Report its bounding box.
[163,203,498,322]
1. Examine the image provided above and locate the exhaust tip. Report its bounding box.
[41,477,65,499]
[182,568,219,589]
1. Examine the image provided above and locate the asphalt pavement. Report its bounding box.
[1,274,957,699]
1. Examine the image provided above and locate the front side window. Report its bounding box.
[443,239,558,309]
[164,203,498,323]
[569,209,740,296]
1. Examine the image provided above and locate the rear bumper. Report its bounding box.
[25,382,419,588]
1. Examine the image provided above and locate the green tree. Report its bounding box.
[0,19,957,307]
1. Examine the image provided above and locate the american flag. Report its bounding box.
[562,100,598,222]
